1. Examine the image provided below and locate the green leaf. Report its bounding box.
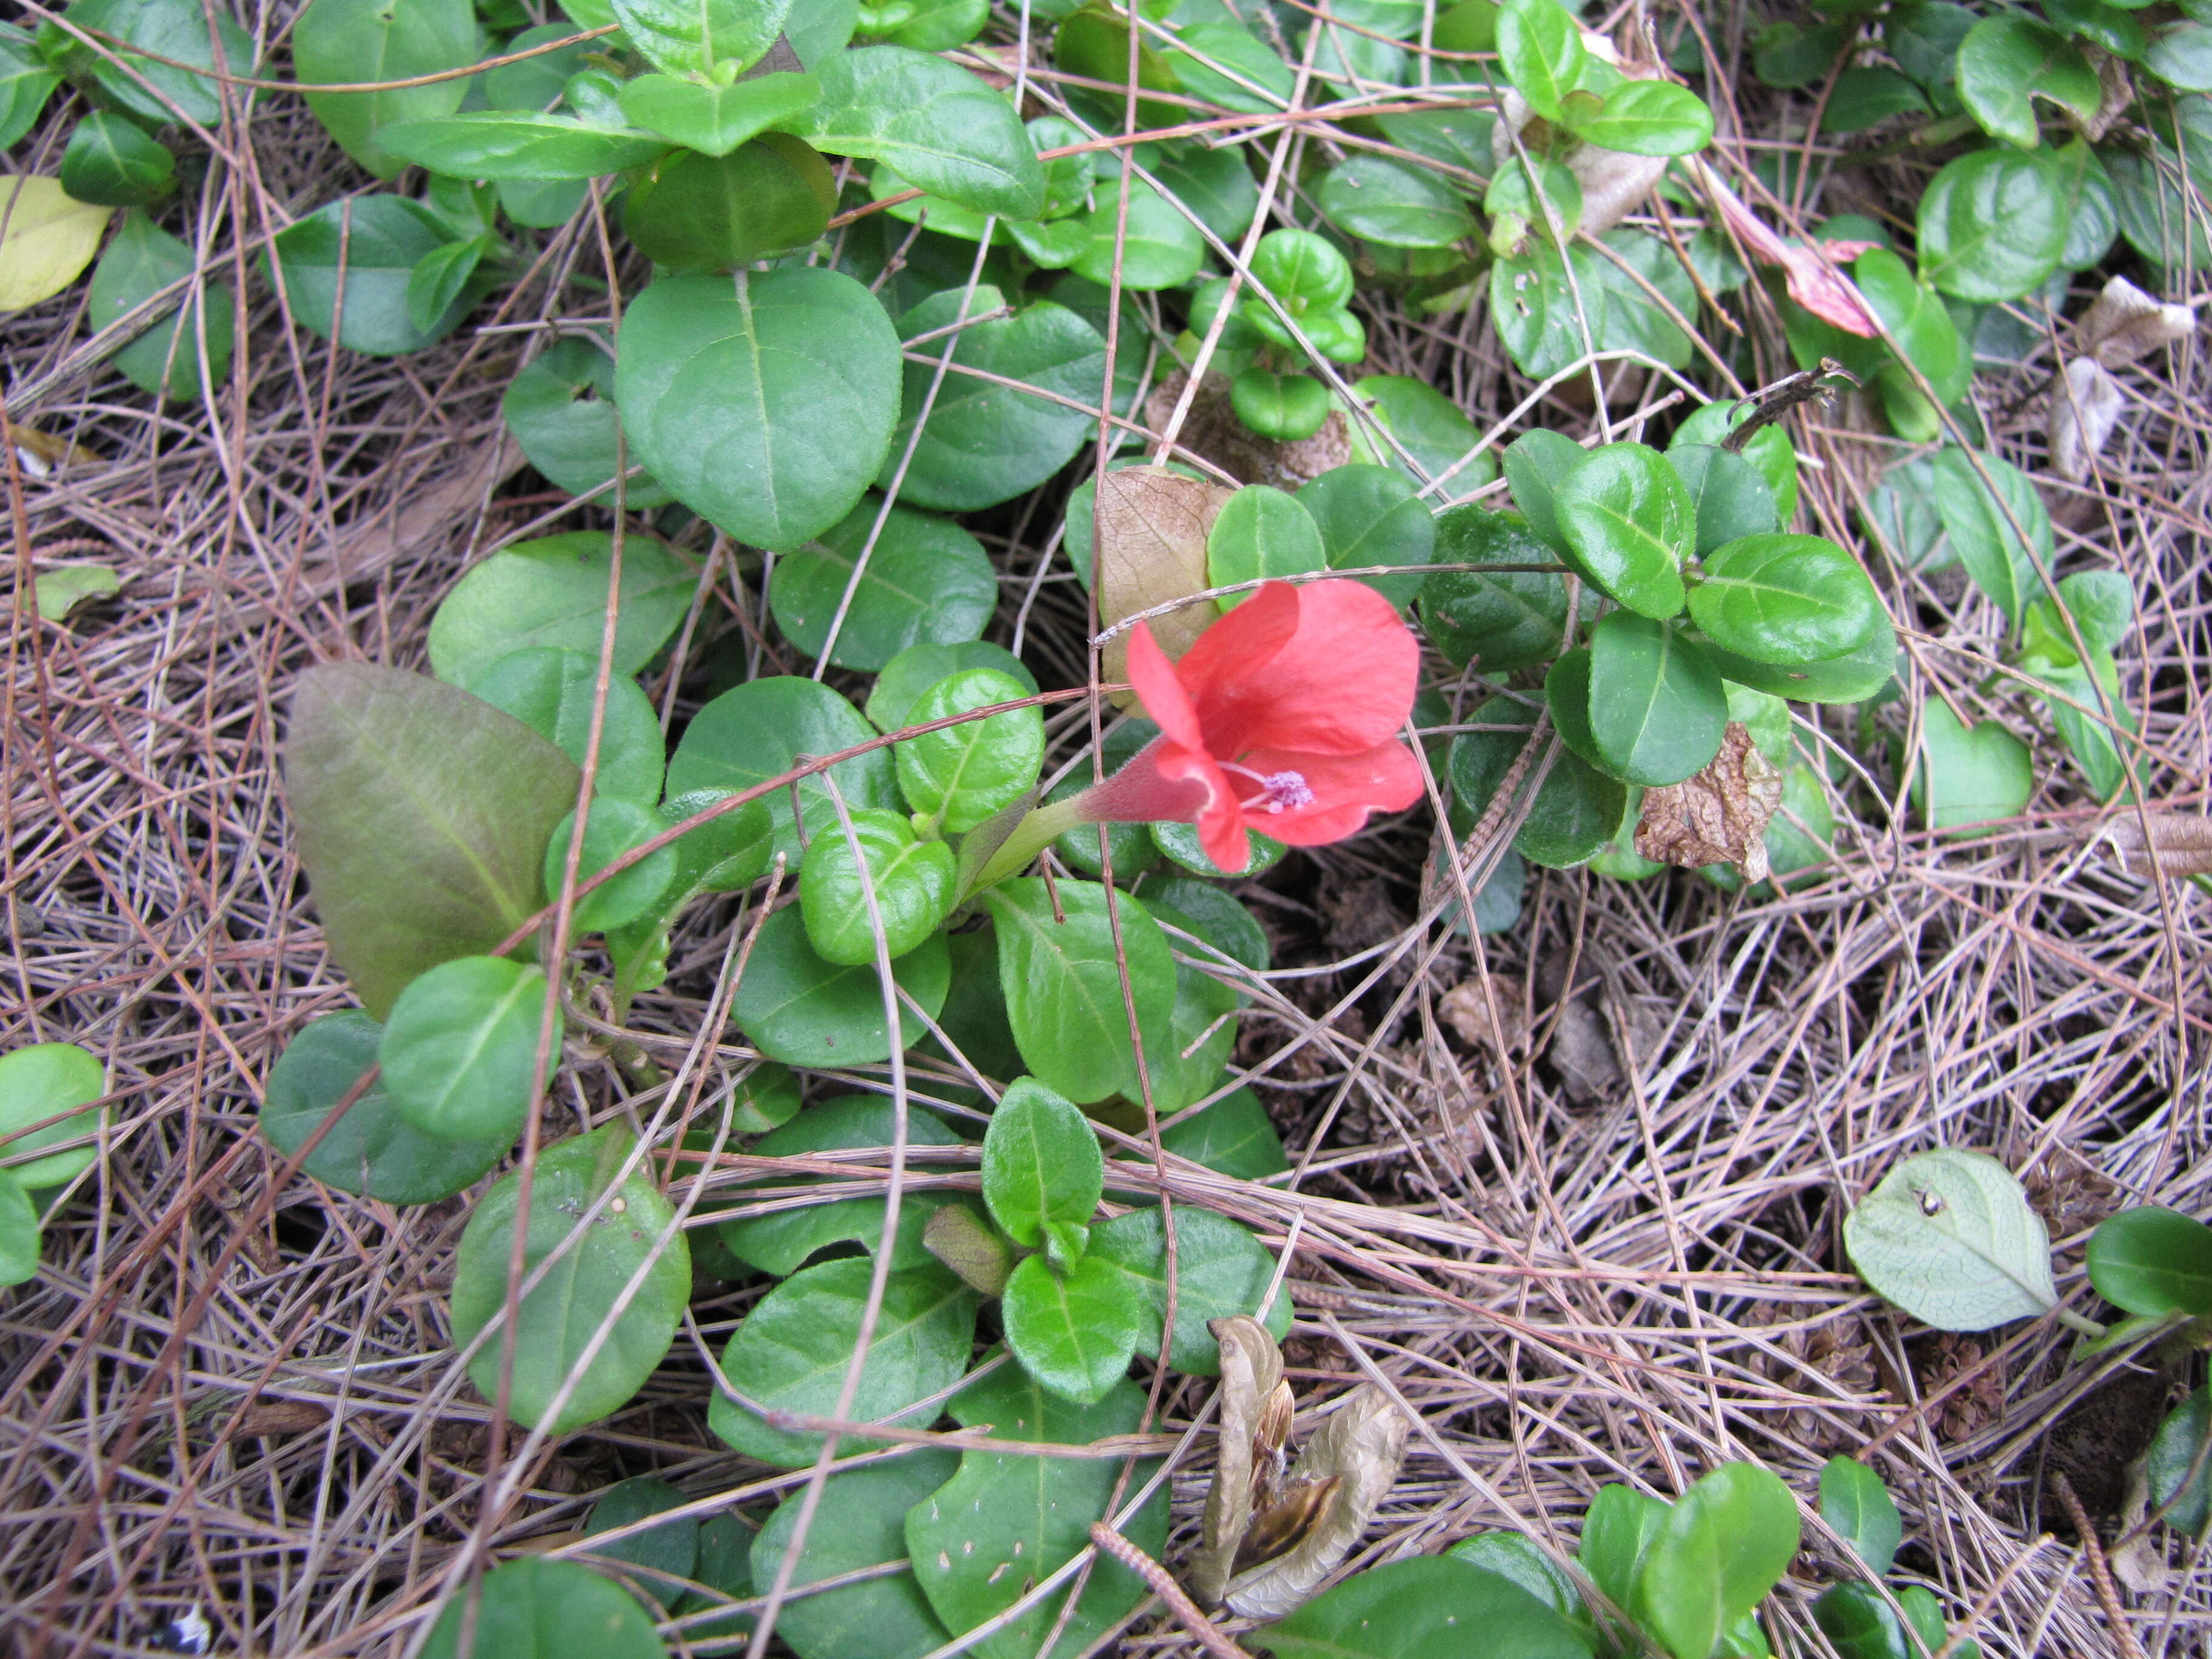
[895,668,1045,834]
[1555,442,1693,618]
[708,1257,977,1464]
[1208,484,1329,607]
[1150,817,1286,879]
[1491,240,1609,381]
[727,906,950,1066]
[260,1012,509,1204]
[1256,1557,1597,1659]
[429,532,693,690]
[2105,146,2212,269]
[380,110,669,181]
[905,1366,1168,1659]
[1689,534,1883,666]
[58,112,172,208]
[2086,1207,2212,1316]
[1316,153,1477,248]
[875,0,988,51]
[1166,21,1296,113]
[980,879,1176,1105]
[1299,464,1438,608]
[470,647,665,804]
[1071,178,1207,289]
[449,1126,691,1433]
[1563,78,1714,155]
[1448,700,1627,869]
[1157,1085,1289,1181]
[544,796,684,932]
[1446,1535,1587,1623]
[1666,445,1779,558]
[799,808,956,964]
[1823,65,1931,135]
[0,1042,105,1190]
[1583,612,1728,786]
[295,0,478,178]
[609,0,791,76]
[869,642,1037,734]
[1232,369,1331,443]
[0,27,60,152]
[419,1557,665,1659]
[1496,0,1587,120]
[617,267,900,550]
[1633,1464,1800,1659]
[0,1168,37,1286]
[1578,1483,1667,1607]
[500,335,672,508]
[1252,227,1354,308]
[1089,1205,1290,1372]
[31,565,117,625]
[406,233,488,336]
[284,665,580,1019]
[1854,247,1971,406]
[483,20,590,110]
[2148,1386,2212,1537]
[1929,446,2052,625]
[260,195,481,356]
[1813,1583,1913,1659]
[584,1475,698,1611]
[1909,699,2033,839]
[771,496,996,671]
[982,1076,1103,1245]
[1153,141,1261,240]
[1917,147,2068,301]
[1818,1456,1902,1575]
[623,135,836,268]
[1957,18,2100,148]
[717,1094,965,1275]
[922,1202,1015,1294]
[1001,1252,1145,1402]
[1131,895,1240,1111]
[750,1453,959,1659]
[2148,22,2212,90]
[1843,1147,2057,1329]
[1694,609,1900,705]
[380,956,550,1143]
[788,44,1044,218]
[665,674,898,869]
[1500,427,1587,552]
[618,66,820,154]
[58,0,256,130]
[883,287,1105,512]
[1671,402,1798,521]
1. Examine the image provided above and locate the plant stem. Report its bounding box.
[970,794,1089,892]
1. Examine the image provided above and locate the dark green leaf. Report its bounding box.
[545,796,684,932]
[88,210,232,404]
[1298,463,1438,607]
[894,668,1044,834]
[727,906,950,1067]
[1256,1557,1597,1659]
[1689,534,1883,666]
[1136,877,1270,973]
[1153,140,1261,240]
[381,110,671,179]
[618,66,819,154]
[2105,146,2212,268]
[623,135,835,268]
[1555,442,1693,618]
[261,1012,509,1204]
[1490,241,1609,381]
[981,1076,1102,1245]
[2148,1386,2212,1537]
[583,1475,698,1611]
[1316,153,1476,247]
[771,495,997,671]
[1818,1456,1902,1575]
[1671,402,1798,520]
[0,1169,36,1287]
[1814,1583,1912,1659]
[788,44,1044,218]
[261,195,481,356]
[0,26,60,152]
[749,1453,959,1659]
[1158,1086,1289,1180]
[58,111,172,207]
[471,647,665,804]
[615,267,903,551]
[1578,1483,1667,1606]
[1957,18,2100,147]
[980,878,1177,1105]
[1089,1205,1290,1372]
[1583,612,1728,785]
[1232,368,1332,442]
[665,674,897,869]
[500,335,673,508]
[1929,446,2053,625]
[2148,22,2212,90]
[1419,508,1569,671]
[906,1367,1169,1659]
[1167,21,1296,114]
[1071,178,1207,290]
[1917,147,2068,301]
[1695,610,1900,705]
[1448,702,1626,869]
[60,0,254,130]
[1444,1535,1587,1622]
[2086,1207,2212,1316]
[1208,484,1329,603]
[295,0,477,178]
[717,1094,965,1275]
[419,1557,665,1659]
[708,1257,977,1464]
[429,532,694,689]
[1133,895,1239,1112]
[1501,427,1587,551]
[284,665,580,1019]
[1822,66,1929,135]
[1666,444,1779,559]
[2050,137,2119,270]
[868,642,1036,734]
[380,956,551,1142]
[1632,1463,1799,1659]
[449,1126,691,1433]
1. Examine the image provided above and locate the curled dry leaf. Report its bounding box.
[1633,722,1785,883]
[1191,1313,1287,1607]
[2075,274,2195,370]
[1690,160,1878,337]
[1439,974,1530,1056]
[1222,1383,1407,1620]
[2049,357,2125,484]
[1094,464,1232,705]
[2100,811,2212,877]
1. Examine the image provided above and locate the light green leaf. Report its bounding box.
[429,532,694,689]
[786,44,1044,218]
[1844,1147,2058,1329]
[0,1042,105,1190]
[295,0,478,177]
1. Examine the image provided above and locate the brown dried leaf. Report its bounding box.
[1222,1384,1408,1620]
[230,1399,332,1438]
[2049,357,2124,484]
[1191,1314,1288,1607]
[2102,813,2212,877]
[2076,274,2195,370]
[1094,464,1230,706]
[1439,974,1529,1056]
[1633,723,1784,883]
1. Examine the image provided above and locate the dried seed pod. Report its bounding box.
[2075,275,2194,370]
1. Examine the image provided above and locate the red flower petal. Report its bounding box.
[1187,581,1419,758]
[1125,616,1207,753]
[1238,741,1428,846]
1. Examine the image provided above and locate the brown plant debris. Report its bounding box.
[1634,723,1784,883]
[1144,368,1350,491]
[2099,811,2212,876]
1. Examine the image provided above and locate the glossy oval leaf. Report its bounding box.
[750,1452,959,1659]
[503,335,672,505]
[379,110,671,181]
[260,195,477,355]
[1496,0,1587,120]
[1090,1205,1291,1373]
[1564,78,1714,155]
[1929,446,2053,625]
[1584,612,1728,786]
[1447,704,1627,870]
[1315,153,1476,247]
[1208,484,1328,606]
[728,905,949,1066]
[1555,442,1694,618]
[88,210,233,404]
[609,0,792,77]
[295,0,478,178]
[1818,1456,1902,1576]
[1298,463,1437,608]
[2086,1206,2212,1317]
[0,1042,104,1190]
[787,44,1044,218]
[58,111,173,208]
[1632,1464,1800,1659]
[544,796,684,933]
[1258,1557,1595,1659]
[1957,16,2099,149]
[2148,1386,2212,1537]
[1689,534,1883,666]
[1001,1252,1145,1403]
[1909,699,2034,839]
[797,807,957,964]
[1418,511,1568,674]
[868,640,1037,734]
[770,495,997,670]
[379,956,551,1142]
[418,1557,665,1659]
[665,675,897,868]
[980,879,1177,1105]
[894,668,1044,834]
[471,646,665,804]
[1843,1147,2058,1330]
[1917,147,2068,301]
[429,532,695,690]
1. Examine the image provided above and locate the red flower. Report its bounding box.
[1077,580,1426,870]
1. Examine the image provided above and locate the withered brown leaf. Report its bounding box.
[1094,466,1230,706]
[1632,723,1784,883]
[2100,811,2212,877]
[2049,357,2123,484]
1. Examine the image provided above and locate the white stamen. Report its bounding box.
[1221,761,1313,813]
